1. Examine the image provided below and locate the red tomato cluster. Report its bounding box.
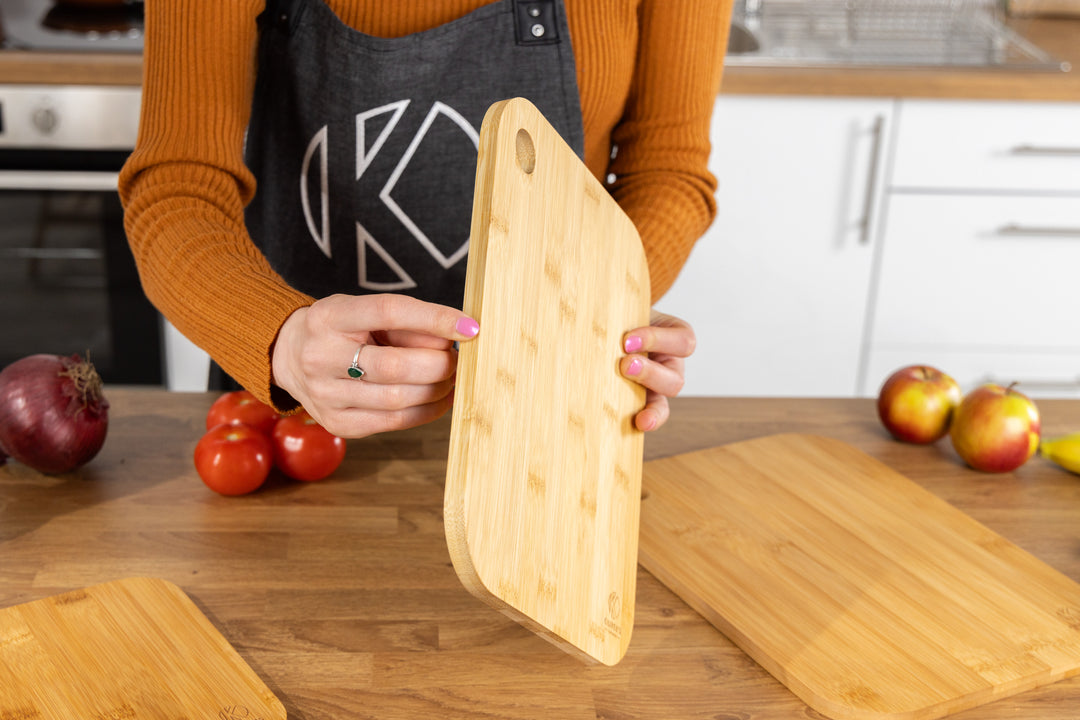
[194,391,346,495]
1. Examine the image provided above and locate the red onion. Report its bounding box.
[0,354,109,474]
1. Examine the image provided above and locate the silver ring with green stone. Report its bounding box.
[348,345,366,379]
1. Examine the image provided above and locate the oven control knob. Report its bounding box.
[32,106,60,136]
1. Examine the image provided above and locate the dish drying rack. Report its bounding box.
[736,0,1066,69]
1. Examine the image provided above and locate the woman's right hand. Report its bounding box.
[270,293,480,438]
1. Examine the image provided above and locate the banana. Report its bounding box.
[1039,432,1080,476]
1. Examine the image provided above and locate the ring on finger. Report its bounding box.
[348,344,366,379]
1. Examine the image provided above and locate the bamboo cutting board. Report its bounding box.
[0,577,284,720]
[639,434,1080,720]
[445,98,650,666]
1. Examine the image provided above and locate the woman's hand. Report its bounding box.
[271,293,480,438]
[620,310,696,432]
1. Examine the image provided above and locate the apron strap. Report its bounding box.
[257,0,306,31]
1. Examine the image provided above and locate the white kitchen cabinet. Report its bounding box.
[870,194,1080,351]
[860,99,1080,398]
[890,100,1080,193]
[163,318,211,392]
[656,95,894,397]
[865,348,1080,400]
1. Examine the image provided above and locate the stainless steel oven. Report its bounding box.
[0,0,162,385]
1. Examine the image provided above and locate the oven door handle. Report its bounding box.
[0,171,120,192]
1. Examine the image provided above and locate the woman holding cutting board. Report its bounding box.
[119,0,731,438]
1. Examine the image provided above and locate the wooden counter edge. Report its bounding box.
[1,18,1077,101]
[0,51,142,86]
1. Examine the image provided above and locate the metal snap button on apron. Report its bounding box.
[514,0,559,46]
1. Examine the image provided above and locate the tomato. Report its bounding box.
[194,423,274,496]
[206,391,279,436]
[271,412,346,482]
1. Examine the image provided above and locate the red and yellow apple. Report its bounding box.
[949,383,1040,473]
[877,365,962,444]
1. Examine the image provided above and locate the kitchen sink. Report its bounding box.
[727,22,762,54]
[725,0,1070,72]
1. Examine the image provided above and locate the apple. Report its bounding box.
[949,383,1041,473]
[877,365,962,444]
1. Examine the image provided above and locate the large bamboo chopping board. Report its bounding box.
[445,98,650,666]
[0,577,284,720]
[639,433,1080,720]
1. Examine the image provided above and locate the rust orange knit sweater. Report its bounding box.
[119,0,731,406]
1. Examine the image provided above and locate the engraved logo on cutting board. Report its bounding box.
[219,706,262,720]
[300,99,478,292]
[604,591,622,638]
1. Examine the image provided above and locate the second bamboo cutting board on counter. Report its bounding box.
[639,433,1080,720]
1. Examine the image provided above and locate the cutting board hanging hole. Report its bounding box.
[516,128,535,174]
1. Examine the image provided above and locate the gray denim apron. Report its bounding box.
[210,0,586,390]
[246,0,584,308]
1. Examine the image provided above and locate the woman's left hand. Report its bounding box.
[620,310,696,432]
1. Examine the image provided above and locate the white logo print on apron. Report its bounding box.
[300,100,479,291]
[244,0,585,309]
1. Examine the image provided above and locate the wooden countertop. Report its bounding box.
[1,17,1077,101]
[2,388,1079,719]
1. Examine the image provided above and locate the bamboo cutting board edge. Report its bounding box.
[445,97,650,666]
[442,98,591,664]
[0,577,285,720]
[638,433,1080,720]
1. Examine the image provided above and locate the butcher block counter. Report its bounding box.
[2,388,1079,719]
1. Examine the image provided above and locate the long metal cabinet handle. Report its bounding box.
[979,376,1080,392]
[996,224,1080,238]
[1009,145,1080,156]
[0,170,120,192]
[858,115,885,245]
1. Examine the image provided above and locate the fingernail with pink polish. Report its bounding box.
[626,357,644,376]
[456,316,480,337]
[624,335,643,353]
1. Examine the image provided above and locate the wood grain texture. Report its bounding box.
[639,433,1080,720]
[2,390,1080,719]
[0,577,284,720]
[1009,1,1080,18]
[0,52,143,86]
[445,97,650,666]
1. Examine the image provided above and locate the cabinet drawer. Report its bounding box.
[891,100,1080,193]
[871,194,1080,350]
[864,348,1080,400]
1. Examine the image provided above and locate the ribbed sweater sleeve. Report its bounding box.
[606,0,731,300]
[119,0,312,409]
[119,0,730,405]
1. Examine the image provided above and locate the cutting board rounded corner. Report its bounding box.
[443,508,493,600]
[445,511,634,668]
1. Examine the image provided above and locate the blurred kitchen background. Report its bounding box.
[1,0,1078,397]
